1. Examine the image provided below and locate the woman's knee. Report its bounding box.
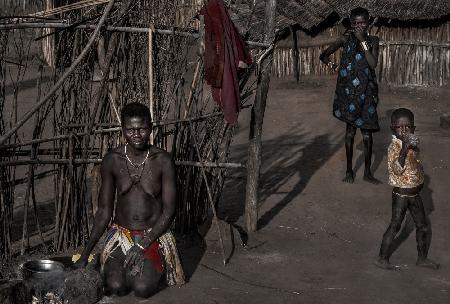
[104,278,128,296]
[345,131,356,141]
[133,281,159,298]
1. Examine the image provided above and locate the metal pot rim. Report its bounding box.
[22,259,65,273]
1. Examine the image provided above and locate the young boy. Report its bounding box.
[320,7,381,184]
[375,108,439,270]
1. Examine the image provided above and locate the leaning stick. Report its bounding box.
[183,59,202,119]
[184,14,225,263]
[0,0,117,146]
[188,120,227,265]
[57,134,74,250]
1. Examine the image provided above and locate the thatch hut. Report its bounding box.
[0,0,239,262]
[230,0,450,86]
[1,0,449,263]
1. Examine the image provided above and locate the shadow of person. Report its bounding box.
[387,174,434,257]
[257,133,341,229]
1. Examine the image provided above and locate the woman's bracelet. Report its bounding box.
[360,41,369,51]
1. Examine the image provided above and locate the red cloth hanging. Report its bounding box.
[200,0,252,125]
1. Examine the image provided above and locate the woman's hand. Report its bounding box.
[327,61,338,72]
[74,254,89,269]
[123,244,145,268]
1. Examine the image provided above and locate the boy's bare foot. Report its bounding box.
[416,258,440,269]
[374,259,395,270]
[343,171,354,183]
[363,173,382,185]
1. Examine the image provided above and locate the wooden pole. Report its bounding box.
[290,25,299,82]
[148,25,155,145]
[244,0,277,232]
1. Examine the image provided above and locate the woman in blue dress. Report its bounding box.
[320,7,381,184]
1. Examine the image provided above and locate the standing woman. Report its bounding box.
[320,7,381,184]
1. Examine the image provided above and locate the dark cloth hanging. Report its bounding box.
[333,32,380,131]
[200,0,252,125]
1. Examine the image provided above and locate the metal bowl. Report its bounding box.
[22,259,65,280]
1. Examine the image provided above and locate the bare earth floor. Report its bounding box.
[102,76,450,303]
[5,70,450,303]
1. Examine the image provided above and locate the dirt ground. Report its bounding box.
[4,69,450,303]
[91,75,450,303]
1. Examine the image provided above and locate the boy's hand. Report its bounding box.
[402,134,418,151]
[406,134,419,148]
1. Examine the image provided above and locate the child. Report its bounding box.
[375,108,439,270]
[320,7,381,184]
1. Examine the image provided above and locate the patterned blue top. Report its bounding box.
[333,32,379,130]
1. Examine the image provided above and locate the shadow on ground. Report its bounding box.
[219,123,343,230]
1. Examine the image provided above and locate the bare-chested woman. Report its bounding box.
[76,102,183,298]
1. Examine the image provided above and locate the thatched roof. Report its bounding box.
[230,0,450,38]
[327,0,450,22]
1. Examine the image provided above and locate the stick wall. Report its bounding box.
[273,21,450,86]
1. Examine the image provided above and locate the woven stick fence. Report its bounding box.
[272,20,450,86]
[0,0,257,260]
[0,0,44,13]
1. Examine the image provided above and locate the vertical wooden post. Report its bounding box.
[244,0,277,232]
[148,26,155,145]
[43,0,55,67]
[291,26,299,82]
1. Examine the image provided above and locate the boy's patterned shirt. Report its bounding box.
[388,135,424,188]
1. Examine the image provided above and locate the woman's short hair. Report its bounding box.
[350,7,369,20]
[121,102,152,125]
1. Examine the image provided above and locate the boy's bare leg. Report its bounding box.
[376,193,409,270]
[361,129,381,184]
[409,195,440,270]
[343,123,356,183]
